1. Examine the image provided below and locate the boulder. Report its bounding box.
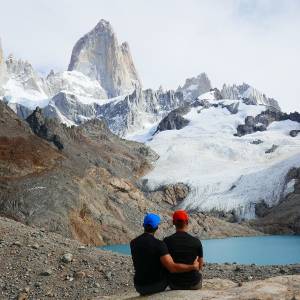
[155,106,191,133]
[290,130,300,137]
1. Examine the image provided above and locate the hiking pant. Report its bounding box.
[134,278,168,295]
[169,273,202,290]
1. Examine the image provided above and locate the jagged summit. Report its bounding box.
[221,83,280,110]
[68,19,141,98]
[93,19,114,32]
[177,73,212,101]
[0,39,7,86]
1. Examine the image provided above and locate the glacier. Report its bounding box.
[131,99,300,219]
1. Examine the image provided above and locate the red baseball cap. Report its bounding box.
[173,210,189,222]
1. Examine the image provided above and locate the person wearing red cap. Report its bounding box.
[130,213,201,295]
[164,210,204,290]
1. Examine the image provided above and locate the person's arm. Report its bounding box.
[197,240,204,270]
[198,256,204,270]
[160,254,200,273]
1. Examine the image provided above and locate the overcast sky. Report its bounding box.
[0,0,299,112]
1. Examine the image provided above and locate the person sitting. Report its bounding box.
[130,213,200,295]
[164,210,204,290]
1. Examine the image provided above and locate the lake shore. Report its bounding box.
[1,216,300,299]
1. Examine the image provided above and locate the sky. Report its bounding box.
[0,0,299,112]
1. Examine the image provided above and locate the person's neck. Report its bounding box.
[176,227,188,233]
[144,231,154,236]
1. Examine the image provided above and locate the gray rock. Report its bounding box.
[265,144,278,154]
[26,107,64,150]
[177,73,212,101]
[12,241,22,247]
[290,130,300,137]
[68,20,141,98]
[61,253,73,263]
[40,269,52,276]
[250,139,263,145]
[222,102,239,114]
[155,105,190,133]
[221,83,281,111]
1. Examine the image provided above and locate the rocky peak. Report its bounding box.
[221,83,281,111]
[5,54,48,96]
[0,39,7,86]
[177,73,212,101]
[68,19,141,98]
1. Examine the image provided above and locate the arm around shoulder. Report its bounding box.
[160,254,200,273]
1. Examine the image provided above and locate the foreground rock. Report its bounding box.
[101,275,300,299]
[1,217,299,299]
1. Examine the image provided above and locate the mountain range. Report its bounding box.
[0,19,300,241]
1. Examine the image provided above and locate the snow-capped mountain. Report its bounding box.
[221,83,280,110]
[0,20,280,137]
[68,19,141,98]
[136,98,300,219]
[1,19,299,222]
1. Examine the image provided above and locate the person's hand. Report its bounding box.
[192,256,200,271]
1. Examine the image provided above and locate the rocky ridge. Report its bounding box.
[0,20,280,137]
[221,83,280,110]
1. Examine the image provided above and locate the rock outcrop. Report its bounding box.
[26,107,64,150]
[251,167,300,234]
[221,83,281,111]
[0,39,7,87]
[155,105,191,133]
[68,20,141,97]
[105,275,300,299]
[177,73,212,101]
[236,109,300,137]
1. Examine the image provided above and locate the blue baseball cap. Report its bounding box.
[143,213,161,229]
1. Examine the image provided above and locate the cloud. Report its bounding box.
[0,0,299,112]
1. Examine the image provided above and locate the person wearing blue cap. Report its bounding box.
[130,213,200,295]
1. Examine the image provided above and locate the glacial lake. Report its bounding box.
[99,235,300,265]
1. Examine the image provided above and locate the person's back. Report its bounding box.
[130,232,168,286]
[164,231,203,289]
[164,210,203,290]
[130,213,201,295]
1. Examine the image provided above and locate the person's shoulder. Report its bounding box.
[163,233,176,243]
[130,233,145,244]
[186,232,202,244]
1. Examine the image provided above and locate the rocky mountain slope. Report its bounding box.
[0,101,260,245]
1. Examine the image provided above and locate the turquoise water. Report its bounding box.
[100,235,300,265]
